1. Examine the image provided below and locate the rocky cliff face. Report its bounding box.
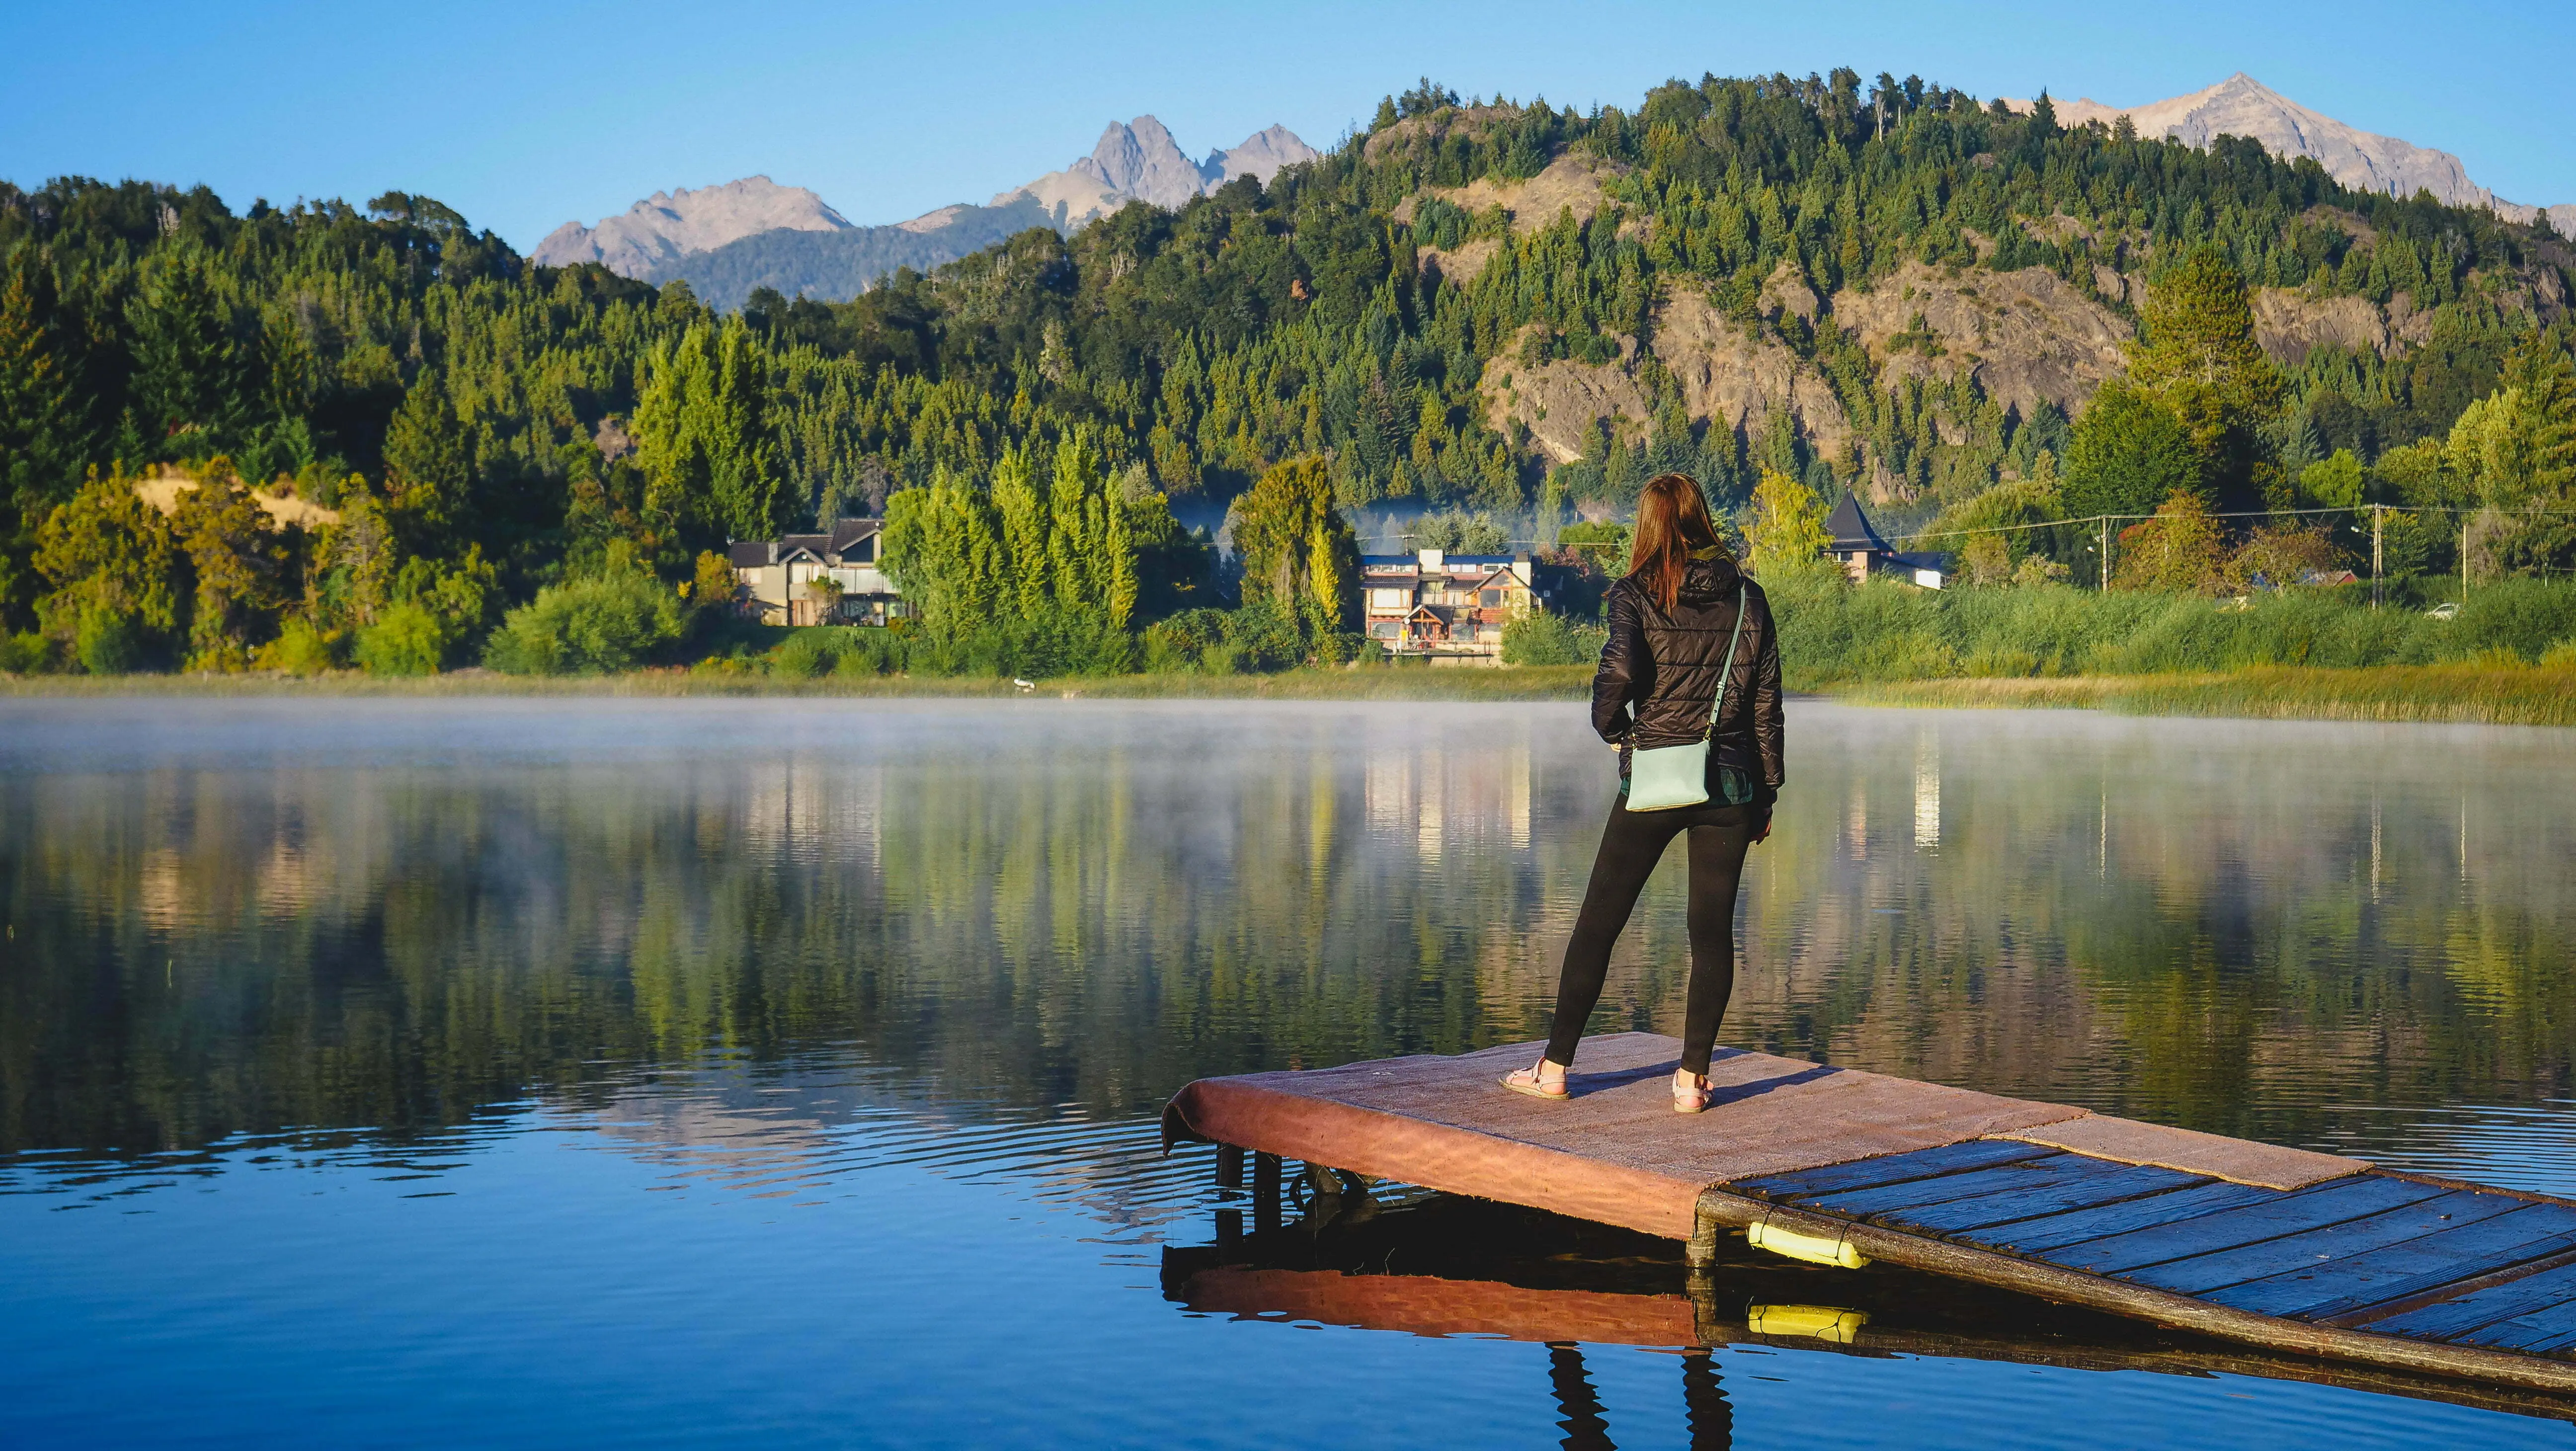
[532,176,850,277]
[1475,294,1854,472]
[1831,261,2132,420]
[2010,75,2575,232]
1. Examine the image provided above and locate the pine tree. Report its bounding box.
[382,368,473,548]
[0,253,86,626]
[2127,246,2283,507]
[125,251,248,452]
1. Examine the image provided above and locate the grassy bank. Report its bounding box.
[1767,572,2576,691]
[0,665,1598,703]
[13,660,2574,726]
[1844,664,2576,727]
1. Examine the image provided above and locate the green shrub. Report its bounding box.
[353,602,449,676]
[483,571,687,675]
[0,631,54,674]
[75,607,142,675]
[257,618,341,676]
[1221,596,1303,673]
[2454,579,2576,663]
[769,626,907,678]
[1500,611,1608,666]
[1142,609,1228,672]
[2,630,54,675]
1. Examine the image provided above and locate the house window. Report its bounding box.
[1455,620,1479,642]
[1369,622,1401,639]
[1369,588,1408,609]
[1480,589,1502,607]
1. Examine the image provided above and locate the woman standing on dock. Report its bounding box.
[1505,473,1784,1113]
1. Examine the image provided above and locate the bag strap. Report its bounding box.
[1703,582,1750,741]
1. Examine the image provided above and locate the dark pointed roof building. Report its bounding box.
[1825,492,1948,587]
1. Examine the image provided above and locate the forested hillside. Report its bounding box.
[2,70,2573,677]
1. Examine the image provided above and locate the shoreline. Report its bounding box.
[6,663,2573,726]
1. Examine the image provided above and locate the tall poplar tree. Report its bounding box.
[1231,455,1357,638]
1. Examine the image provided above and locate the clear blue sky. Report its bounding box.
[4,0,2569,252]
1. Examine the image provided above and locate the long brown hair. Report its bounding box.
[1627,473,1726,610]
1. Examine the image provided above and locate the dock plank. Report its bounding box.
[1729,1139,2059,1200]
[1970,1179,2285,1255]
[2458,1304,2576,1356]
[2122,1190,2529,1296]
[1795,1154,2096,1218]
[2206,1207,2576,1320]
[2040,1174,2448,1276]
[1880,1161,2208,1237]
[2369,1262,2576,1343]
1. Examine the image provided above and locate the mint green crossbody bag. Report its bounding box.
[1623,584,1750,812]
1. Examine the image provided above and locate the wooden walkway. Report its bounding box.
[1161,1033,2576,1393]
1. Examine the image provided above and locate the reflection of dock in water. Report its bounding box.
[1160,1196,2576,1432]
[1163,1034,2576,1398]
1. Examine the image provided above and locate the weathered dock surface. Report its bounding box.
[1161,1033,2576,1393]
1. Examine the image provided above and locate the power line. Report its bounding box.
[1878,501,2576,546]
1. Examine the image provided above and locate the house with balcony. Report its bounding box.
[727,517,908,626]
[1360,549,1538,663]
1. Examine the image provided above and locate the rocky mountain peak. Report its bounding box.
[1069,116,1211,210]
[993,117,1317,226]
[2010,76,2572,230]
[531,175,850,277]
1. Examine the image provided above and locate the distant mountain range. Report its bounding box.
[2006,74,2576,233]
[533,117,1317,309]
[536,78,2569,312]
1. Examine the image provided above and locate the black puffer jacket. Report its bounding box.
[1592,549,1785,791]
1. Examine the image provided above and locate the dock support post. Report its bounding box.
[1686,1201,1724,1269]
[1214,1143,1243,1193]
[1252,1152,1281,1232]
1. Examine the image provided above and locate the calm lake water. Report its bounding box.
[3,697,2573,1448]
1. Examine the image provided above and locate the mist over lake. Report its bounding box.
[3,698,2571,1446]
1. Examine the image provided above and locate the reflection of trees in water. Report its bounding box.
[0,710,1592,1157]
[1721,712,2576,1158]
[2,705,2570,1168]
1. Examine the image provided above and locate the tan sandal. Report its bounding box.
[1673,1069,1710,1114]
[1501,1058,1568,1100]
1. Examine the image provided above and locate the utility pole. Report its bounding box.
[2371,504,2384,610]
[2099,515,2111,592]
[2462,515,2471,602]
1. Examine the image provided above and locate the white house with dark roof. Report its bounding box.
[727,517,907,626]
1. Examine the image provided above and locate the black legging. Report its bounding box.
[1543,794,1756,1076]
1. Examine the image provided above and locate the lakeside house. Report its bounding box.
[1827,493,1948,588]
[1360,549,1539,663]
[727,518,908,626]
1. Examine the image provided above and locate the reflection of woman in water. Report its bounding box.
[1505,473,1784,1113]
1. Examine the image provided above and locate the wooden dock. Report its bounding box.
[1161,1033,2576,1394]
